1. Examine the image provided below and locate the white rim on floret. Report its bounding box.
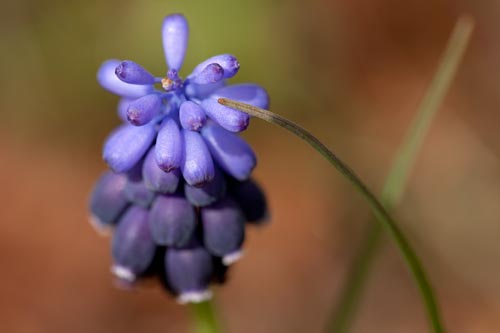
[222,250,244,266]
[89,215,113,237]
[111,265,136,282]
[177,290,213,304]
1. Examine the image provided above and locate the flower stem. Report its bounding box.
[218,98,444,332]
[190,299,220,333]
[328,15,474,333]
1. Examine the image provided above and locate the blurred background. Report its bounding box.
[1,0,500,332]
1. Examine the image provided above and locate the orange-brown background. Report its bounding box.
[1,0,500,332]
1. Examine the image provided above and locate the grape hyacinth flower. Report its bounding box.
[89,13,269,304]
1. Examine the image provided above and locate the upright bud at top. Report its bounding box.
[115,61,155,85]
[162,14,189,71]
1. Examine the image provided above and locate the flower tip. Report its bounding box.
[88,215,113,237]
[111,265,137,282]
[222,250,244,266]
[177,290,213,304]
[162,13,189,71]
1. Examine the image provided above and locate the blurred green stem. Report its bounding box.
[190,300,220,333]
[218,99,442,332]
[328,15,474,333]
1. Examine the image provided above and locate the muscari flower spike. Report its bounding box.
[89,13,270,304]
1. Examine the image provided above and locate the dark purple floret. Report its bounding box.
[230,178,269,224]
[165,240,214,303]
[201,196,245,265]
[184,165,226,207]
[89,171,129,234]
[142,146,181,194]
[149,194,196,247]
[111,206,156,282]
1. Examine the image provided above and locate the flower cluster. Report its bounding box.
[89,13,269,303]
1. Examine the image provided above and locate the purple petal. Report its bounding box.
[189,54,240,79]
[143,146,180,194]
[117,98,133,122]
[156,117,183,171]
[201,84,269,132]
[162,14,189,71]
[184,165,226,207]
[181,130,215,187]
[103,123,156,173]
[127,94,161,126]
[179,101,206,131]
[149,194,196,247]
[124,177,156,208]
[115,60,155,85]
[201,196,245,262]
[189,63,224,85]
[165,243,214,303]
[111,206,156,282]
[89,171,129,232]
[201,122,256,181]
[97,59,152,98]
[185,81,226,100]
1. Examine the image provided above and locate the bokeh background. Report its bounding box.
[1,0,500,332]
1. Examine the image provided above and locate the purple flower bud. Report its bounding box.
[181,130,215,187]
[117,98,133,122]
[97,60,153,98]
[230,179,268,224]
[185,81,226,100]
[149,195,196,247]
[201,84,269,132]
[201,122,256,181]
[201,197,245,265]
[156,117,183,171]
[190,63,224,85]
[103,123,156,173]
[89,171,129,235]
[142,146,180,194]
[190,54,240,79]
[179,101,206,131]
[162,14,189,71]
[124,176,156,208]
[127,94,161,126]
[184,165,226,207]
[165,242,214,303]
[115,60,155,85]
[111,206,156,282]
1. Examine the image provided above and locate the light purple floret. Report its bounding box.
[97,59,153,98]
[115,60,155,85]
[180,101,206,131]
[103,123,156,173]
[162,14,189,71]
[202,121,256,181]
[189,54,240,80]
[181,130,215,187]
[156,117,184,172]
[201,84,269,132]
